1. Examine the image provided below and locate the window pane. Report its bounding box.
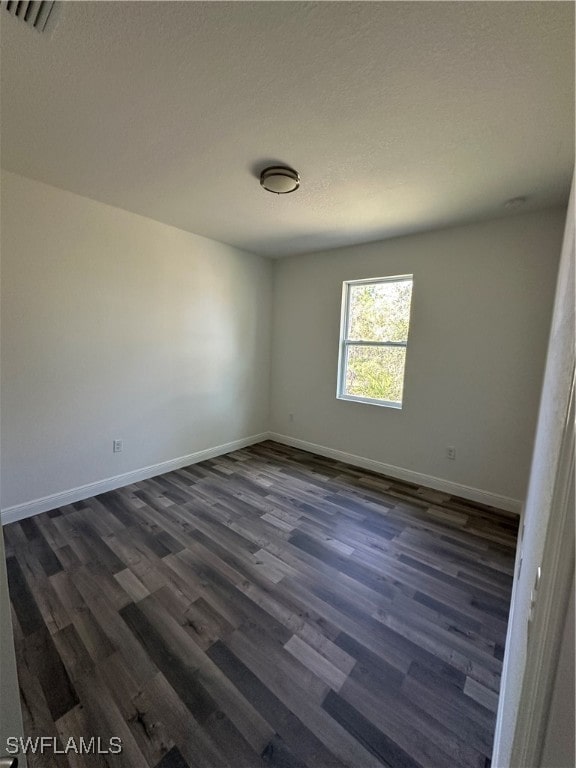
[347,280,412,342]
[345,345,406,403]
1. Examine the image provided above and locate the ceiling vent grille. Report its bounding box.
[1,1,55,32]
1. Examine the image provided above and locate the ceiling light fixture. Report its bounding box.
[260,166,300,194]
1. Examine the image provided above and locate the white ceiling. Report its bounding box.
[1,1,574,258]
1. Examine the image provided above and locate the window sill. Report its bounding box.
[337,394,403,409]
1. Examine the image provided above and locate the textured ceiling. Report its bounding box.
[1,1,574,257]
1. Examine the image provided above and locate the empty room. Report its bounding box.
[0,2,574,768]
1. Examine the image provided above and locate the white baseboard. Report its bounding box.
[0,432,269,525]
[268,432,522,514]
[1,429,521,524]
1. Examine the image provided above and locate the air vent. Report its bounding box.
[1,1,55,32]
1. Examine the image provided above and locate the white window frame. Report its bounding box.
[337,274,413,408]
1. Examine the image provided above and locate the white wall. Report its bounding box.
[0,171,565,517]
[270,209,565,507]
[492,179,575,768]
[1,171,272,514]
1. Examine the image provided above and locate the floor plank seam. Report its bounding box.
[4,441,518,768]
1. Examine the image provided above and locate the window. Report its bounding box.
[337,275,413,408]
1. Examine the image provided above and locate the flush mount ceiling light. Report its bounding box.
[260,166,300,194]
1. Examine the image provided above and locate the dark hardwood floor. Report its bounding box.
[3,441,519,768]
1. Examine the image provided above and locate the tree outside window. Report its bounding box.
[338,276,413,407]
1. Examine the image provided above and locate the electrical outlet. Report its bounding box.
[113,439,123,453]
[447,446,456,460]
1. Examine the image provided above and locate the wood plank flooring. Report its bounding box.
[3,441,519,768]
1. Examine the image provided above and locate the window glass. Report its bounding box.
[338,276,413,407]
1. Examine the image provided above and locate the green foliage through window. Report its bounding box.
[339,276,413,406]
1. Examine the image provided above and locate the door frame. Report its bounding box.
[510,375,574,765]
[491,177,575,767]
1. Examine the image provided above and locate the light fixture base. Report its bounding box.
[260,166,300,194]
